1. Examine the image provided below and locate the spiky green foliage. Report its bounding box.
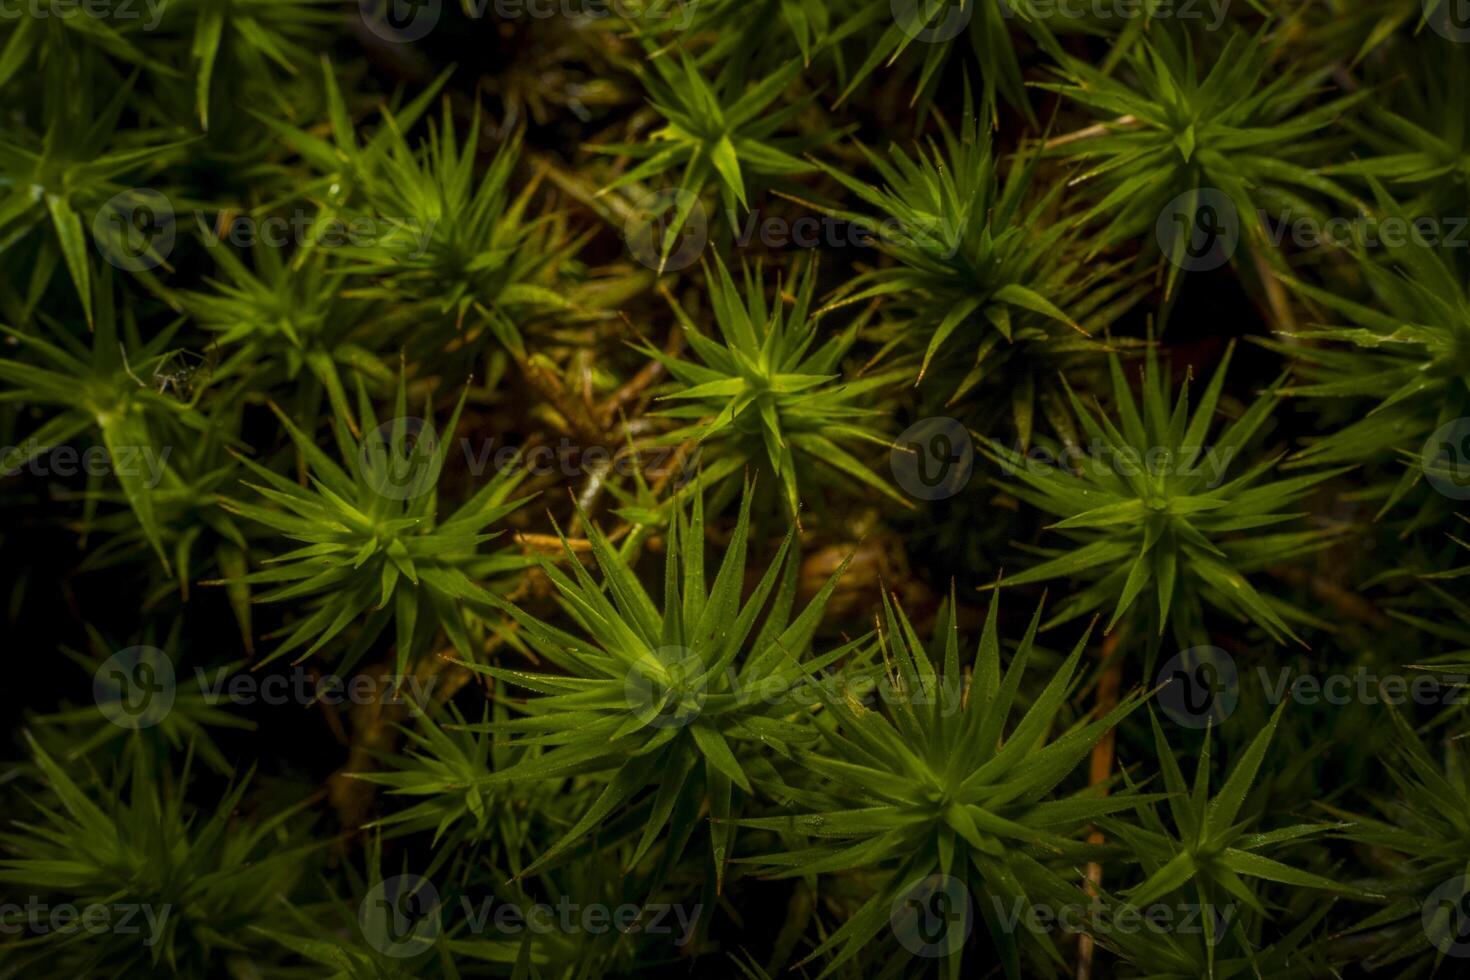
[0,734,314,978]
[218,371,531,671]
[1092,888,1337,980]
[31,622,251,775]
[8,7,1470,980]
[0,59,191,324]
[835,0,1047,118]
[1328,710,1470,974]
[1043,27,1360,295]
[347,698,555,879]
[1390,517,1470,660]
[740,591,1147,979]
[643,255,903,514]
[632,0,852,70]
[161,0,339,131]
[0,4,168,87]
[0,276,203,571]
[179,243,383,433]
[1258,0,1439,66]
[1103,710,1355,973]
[456,489,863,888]
[816,91,1144,441]
[594,51,819,271]
[1324,35,1470,214]
[333,111,576,359]
[252,59,450,237]
[1271,184,1470,518]
[633,0,1046,119]
[254,833,592,978]
[985,343,1346,649]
